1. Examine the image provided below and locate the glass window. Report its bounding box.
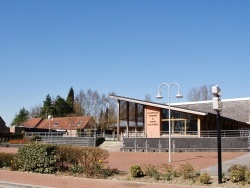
[119,101,144,128]
[186,114,198,131]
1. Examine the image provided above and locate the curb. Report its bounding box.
[0,181,52,188]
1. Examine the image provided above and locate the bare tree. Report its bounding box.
[145,94,152,102]
[75,89,85,116]
[84,89,101,120]
[98,92,118,131]
[200,84,212,100]
[29,105,41,118]
[27,89,117,133]
[187,84,213,101]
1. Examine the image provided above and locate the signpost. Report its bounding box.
[212,85,222,184]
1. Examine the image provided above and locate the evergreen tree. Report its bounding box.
[11,107,29,126]
[54,95,71,117]
[40,94,55,118]
[66,87,74,113]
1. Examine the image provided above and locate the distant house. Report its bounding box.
[0,116,10,133]
[23,118,43,129]
[22,116,95,137]
[9,117,44,134]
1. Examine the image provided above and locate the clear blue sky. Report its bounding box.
[1,0,250,126]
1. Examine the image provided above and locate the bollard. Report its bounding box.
[158,140,162,153]
[134,140,137,153]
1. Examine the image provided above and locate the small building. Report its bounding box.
[9,126,25,134]
[10,117,44,133]
[0,116,10,133]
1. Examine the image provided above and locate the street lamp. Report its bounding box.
[48,115,53,136]
[156,82,183,163]
[212,85,222,184]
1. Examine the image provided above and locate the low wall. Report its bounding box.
[122,137,250,152]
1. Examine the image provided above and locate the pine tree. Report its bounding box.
[66,87,74,113]
[11,107,29,126]
[54,95,71,117]
[40,94,55,118]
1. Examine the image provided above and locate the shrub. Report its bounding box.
[163,172,172,181]
[230,170,245,183]
[98,167,113,178]
[69,165,84,174]
[228,164,248,173]
[162,163,175,181]
[199,172,212,184]
[143,165,161,180]
[17,144,58,174]
[245,170,250,184]
[0,152,16,168]
[228,164,247,183]
[56,145,109,177]
[10,157,19,171]
[130,165,144,178]
[14,144,109,177]
[162,163,174,173]
[178,162,196,179]
[77,147,109,177]
[56,145,82,172]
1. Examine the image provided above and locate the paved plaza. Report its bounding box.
[0,147,249,188]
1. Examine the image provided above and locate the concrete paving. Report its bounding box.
[201,152,250,176]
[0,148,249,188]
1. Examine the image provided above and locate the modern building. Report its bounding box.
[109,94,250,140]
[172,97,250,124]
[109,94,250,152]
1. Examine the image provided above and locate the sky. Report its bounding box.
[0,0,250,126]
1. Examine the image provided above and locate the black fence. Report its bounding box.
[122,137,250,152]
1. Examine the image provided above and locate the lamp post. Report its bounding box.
[156,82,183,163]
[48,115,53,136]
[212,85,222,184]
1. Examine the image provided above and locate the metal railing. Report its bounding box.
[24,130,250,139]
[25,132,65,137]
[200,130,250,137]
[121,130,250,138]
[36,138,89,146]
[25,131,102,138]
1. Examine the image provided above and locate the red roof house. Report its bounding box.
[23,116,95,131]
